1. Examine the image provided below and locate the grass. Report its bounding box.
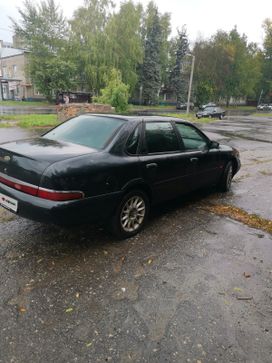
[164,113,216,123]
[226,105,255,111]
[251,113,272,117]
[0,114,59,128]
[127,104,175,111]
[0,100,51,107]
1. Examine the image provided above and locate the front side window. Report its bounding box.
[43,115,125,149]
[145,122,180,154]
[175,123,208,151]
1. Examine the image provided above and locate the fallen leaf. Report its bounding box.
[65,307,74,313]
[18,306,26,313]
[121,287,126,292]
[147,258,153,265]
[243,272,251,278]
[236,296,253,301]
[86,342,92,348]
[76,292,80,299]
[233,287,242,292]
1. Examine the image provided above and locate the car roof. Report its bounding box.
[84,113,193,125]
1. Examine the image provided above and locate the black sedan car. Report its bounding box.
[0,114,240,238]
[196,106,226,119]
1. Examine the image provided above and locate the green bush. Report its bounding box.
[96,69,130,112]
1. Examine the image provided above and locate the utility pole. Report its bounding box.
[186,54,195,114]
[257,89,263,106]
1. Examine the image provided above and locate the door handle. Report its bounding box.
[146,163,158,169]
[190,157,198,163]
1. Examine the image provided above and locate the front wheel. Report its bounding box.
[110,190,150,239]
[218,162,233,192]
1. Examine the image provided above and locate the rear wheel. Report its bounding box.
[219,114,223,120]
[218,162,233,192]
[110,190,150,239]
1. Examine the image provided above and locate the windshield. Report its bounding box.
[43,115,125,149]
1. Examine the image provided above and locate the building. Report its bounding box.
[0,40,42,101]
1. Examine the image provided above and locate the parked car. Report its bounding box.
[196,106,226,119]
[176,102,194,110]
[56,91,91,105]
[257,103,272,111]
[0,114,240,238]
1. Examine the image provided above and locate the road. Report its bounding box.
[0,116,272,363]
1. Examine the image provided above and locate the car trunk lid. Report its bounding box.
[0,137,96,186]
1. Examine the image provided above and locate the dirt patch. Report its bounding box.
[201,204,272,234]
[259,170,272,176]
[0,208,16,223]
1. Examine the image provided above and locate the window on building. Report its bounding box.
[2,66,7,78]
[13,65,17,77]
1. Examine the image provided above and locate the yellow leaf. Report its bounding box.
[65,307,74,313]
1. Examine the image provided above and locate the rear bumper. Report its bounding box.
[0,182,122,225]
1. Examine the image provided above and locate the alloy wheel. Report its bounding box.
[120,196,146,233]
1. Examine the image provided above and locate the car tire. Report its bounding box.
[218,162,233,192]
[109,190,150,239]
[219,114,223,120]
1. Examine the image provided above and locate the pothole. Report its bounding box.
[200,204,272,234]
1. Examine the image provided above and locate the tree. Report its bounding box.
[141,3,162,104]
[96,68,129,112]
[11,0,74,101]
[193,28,261,106]
[169,28,189,105]
[261,19,272,101]
[68,0,114,94]
[105,1,144,94]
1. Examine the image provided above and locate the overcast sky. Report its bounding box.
[0,0,270,47]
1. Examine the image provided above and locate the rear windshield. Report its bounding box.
[43,115,125,149]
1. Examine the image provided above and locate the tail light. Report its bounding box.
[0,173,84,201]
[37,188,84,201]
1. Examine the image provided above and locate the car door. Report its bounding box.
[174,122,222,188]
[139,121,195,202]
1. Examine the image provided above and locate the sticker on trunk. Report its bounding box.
[0,192,18,212]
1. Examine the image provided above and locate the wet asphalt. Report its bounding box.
[0,116,272,363]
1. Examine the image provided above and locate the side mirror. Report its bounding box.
[209,140,219,149]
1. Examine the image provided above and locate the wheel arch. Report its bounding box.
[121,179,153,203]
[231,158,239,176]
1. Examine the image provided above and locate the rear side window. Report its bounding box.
[175,123,208,151]
[145,122,180,153]
[43,115,125,149]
